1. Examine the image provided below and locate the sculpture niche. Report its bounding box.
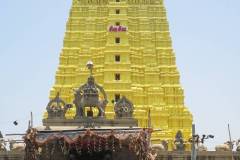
[74,61,108,118]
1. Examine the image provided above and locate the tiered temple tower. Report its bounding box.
[46,0,193,146]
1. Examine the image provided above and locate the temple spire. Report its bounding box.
[46,0,193,147]
[86,60,94,76]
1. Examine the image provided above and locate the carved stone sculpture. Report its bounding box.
[74,61,108,118]
[114,96,134,118]
[174,130,185,151]
[46,93,71,119]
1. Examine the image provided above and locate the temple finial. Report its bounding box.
[86,60,94,76]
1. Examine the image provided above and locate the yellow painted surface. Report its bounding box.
[45,0,193,147]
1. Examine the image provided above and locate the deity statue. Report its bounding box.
[174,130,185,151]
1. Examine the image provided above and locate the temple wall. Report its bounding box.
[156,151,240,160]
[0,151,24,160]
[1,151,240,160]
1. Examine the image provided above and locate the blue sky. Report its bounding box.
[0,0,239,150]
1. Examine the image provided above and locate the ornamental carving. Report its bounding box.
[114,96,134,118]
[46,93,71,119]
[24,128,153,160]
[74,61,108,118]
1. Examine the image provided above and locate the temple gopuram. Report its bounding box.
[1,0,240,160]
[45,0,193,146]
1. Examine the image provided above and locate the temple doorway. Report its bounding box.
[67,148,137,160]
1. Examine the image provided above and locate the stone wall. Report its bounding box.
[0,151,239,160]
[0,151,24,160]
[156,151,240,160]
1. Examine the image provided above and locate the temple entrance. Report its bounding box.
[68,149,113,160]
[67,148,137,160]
[25,126,151,160]
[36,140,138,160]
[37,143,138,160]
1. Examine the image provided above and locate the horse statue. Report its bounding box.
[74,75,108,118]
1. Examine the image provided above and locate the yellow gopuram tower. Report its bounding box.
[47,0,193,147]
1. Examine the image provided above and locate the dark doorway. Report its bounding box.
[68,149,113,160]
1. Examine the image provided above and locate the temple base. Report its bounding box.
[43,118,138,128]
